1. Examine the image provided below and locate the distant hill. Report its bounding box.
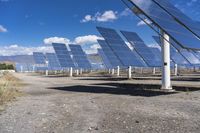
[0,55,34,64]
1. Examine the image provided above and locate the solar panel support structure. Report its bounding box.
[111,68,115,75]
[161,31,173,91]
[69,67,73,77]
[45,60,49,76]
[128,66,132,79]
[76,69,79,76]
[153,67,156,75]
[174,64,178,76]
[80,68,83,75]
[117,66,120,77]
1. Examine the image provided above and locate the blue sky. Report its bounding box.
[0,0,200,55]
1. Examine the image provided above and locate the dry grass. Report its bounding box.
[0,72,22,107]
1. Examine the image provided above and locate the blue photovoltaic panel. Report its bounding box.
[69,44,91,69]
[33,52,46,64]
[98,49,113,69]
[180,50,200,65]
[52,43,75,68]
[123,0,200,50]
[15,63,35,72]
[97,40,123,68]
[121,31,161,67]
[46,53,61,70]
[192,51,200,60]
[153,0,200,39]
[153,36,191,66]
[97,27,145,67]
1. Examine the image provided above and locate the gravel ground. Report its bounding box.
[0,73,200,133]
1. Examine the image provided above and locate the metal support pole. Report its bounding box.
[45,70,48,76]
[128,66,132,79]
[153,67,156,75]
[174,64,178,76]
[76,69,79,76]
[20,66,23,73]
[111,68,115,75]
[80,68,83,75]
[69,67,73,77]
[117,66,120,77]
[161,31,173,90]
[108,69,111,74]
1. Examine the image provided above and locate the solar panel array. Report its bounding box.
[121,31,161,67]
[52,43,75,68]
[97,27,145,67]
[33,52,46,64]
[69,44,91,69]
[153,0,200,39]
[97,40,123,68]
[124,0,200,50]
[45,53,61,70]
[98,48,113,69]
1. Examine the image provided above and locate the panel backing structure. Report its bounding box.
[69,44,91,69]
[97,27,145,67]
[45,53,61,71]
[97,40,123,68]
[98,48,113,69]
[33,52,47,71]
[121,31,161,67]
[33,52,46,64]
[153,36,191,66]
[122,0,200,50]
[52,43,75,68]
[152,0,200,39]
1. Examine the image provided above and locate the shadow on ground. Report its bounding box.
[47,84,177,97]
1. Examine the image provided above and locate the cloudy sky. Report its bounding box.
[0,0,200,56]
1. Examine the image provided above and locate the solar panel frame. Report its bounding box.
[33,52,46,64]
[98,49,113,69]
[69,44,92,69]
[98,39,123,68]
[52,43,75,68]
[122,0,200,50]
[152,0,200,39]
[45,53,61,71]
[121,30,161,67]
[97,27,146,67]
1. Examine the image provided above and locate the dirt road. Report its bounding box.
[0,73,199,133]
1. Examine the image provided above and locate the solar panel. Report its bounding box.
[69,44,91,69]
[122,0,200,50]
[52,43,75,68]
[98,49,113,69]
[153,36,191,66]
[45,53,61,71]
[33,52,46,64]
[121,31,161,67]
[153,0,200,39]
[97,40,123,68]
[97,27,145,67]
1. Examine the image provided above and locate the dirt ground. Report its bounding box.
[0,73,200,133]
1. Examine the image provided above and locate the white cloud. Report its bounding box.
[0,25,8,32]
[81,15,93,23]
[96,10,118,22]
[74,35,103,44]
[81,10,118,23]
[43,37,71,45]
[0,45,54,56]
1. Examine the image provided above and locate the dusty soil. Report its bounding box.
[0,73,200,133]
